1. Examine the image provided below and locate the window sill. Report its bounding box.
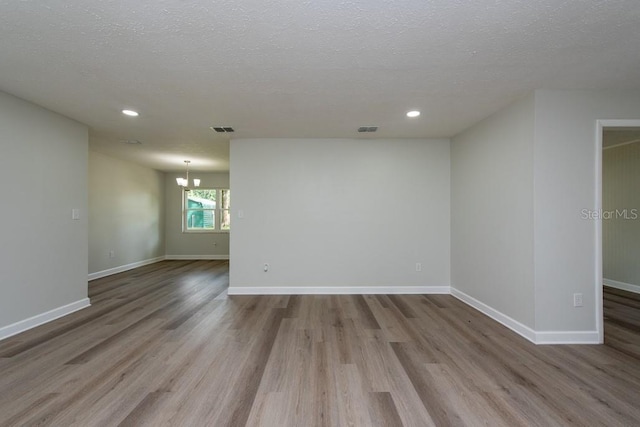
[182,230,230,234]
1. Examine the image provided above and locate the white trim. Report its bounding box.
[165,255,230,260]
[227,286,450,295]
[181,231,230,235]
[604,278,640,295]
[450,287,537,343]
[452,287,603,344]
[535,331,600,345]
[595,120,605,344]
[0,298,91,341]
[88,256,166,281]
[597,119,640,128]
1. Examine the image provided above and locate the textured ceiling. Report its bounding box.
[1,0,640,171]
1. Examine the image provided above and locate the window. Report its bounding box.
[183,188,230,232]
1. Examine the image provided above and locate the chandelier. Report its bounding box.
[176,160,200,190]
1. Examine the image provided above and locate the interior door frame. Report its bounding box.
[595,119,640,344]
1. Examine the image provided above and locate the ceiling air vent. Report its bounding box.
[358,126,378,133]
[211,126,235,133]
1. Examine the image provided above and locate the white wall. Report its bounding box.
[0,90,89,335]
[451,94,536,329]
[450,90,640,342]
[603,141,640,290]
[89,151,165,276]
[533,90,640,335]
[165,172,230,258]
[229,138,450,292]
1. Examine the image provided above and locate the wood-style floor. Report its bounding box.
[1,261,639,426]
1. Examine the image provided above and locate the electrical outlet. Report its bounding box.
[573,293,583,307]
[109,250,115,259]
[415,263,422,272]
[263,263,269,272]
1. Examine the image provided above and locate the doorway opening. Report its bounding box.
[596,120,640,344]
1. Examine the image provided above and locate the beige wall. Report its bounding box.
[603,141,640,290]
[164,172,230,258]
[88,151,165,275]
[0,90,88,334]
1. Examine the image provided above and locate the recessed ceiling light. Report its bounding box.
[406,110,420,118]
[122,109,139,117]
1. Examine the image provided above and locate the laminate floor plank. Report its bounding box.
[2,263,640,426]
[367,392,403,427]
[365,297,414,343]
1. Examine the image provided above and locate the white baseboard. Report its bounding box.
[85,257,604,346]
[535,330,600,345]
[0,298,91,341]
[604,278,640,295]
[227,285,450,295]
[165,255,230,260]
[88,256,166,281]
[450,287,601,344]
[450,287,537,344]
